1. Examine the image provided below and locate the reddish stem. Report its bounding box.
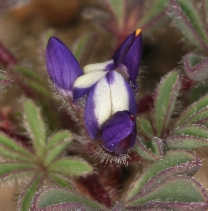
[78,174,112,208]
[0,43,17,67]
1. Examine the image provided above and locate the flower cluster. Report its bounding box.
[46,29,142,154]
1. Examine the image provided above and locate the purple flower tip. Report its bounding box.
[101,111,136,154]
[113,29,142,90]
[46,37,82,92]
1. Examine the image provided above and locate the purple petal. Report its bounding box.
[113,30,142,89]
[84,71,137,140]
[46,37,82,91]
[101,111,136,154]
[84,84,100,140]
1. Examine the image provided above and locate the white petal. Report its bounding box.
[94,71,129,126]
[83,60,113,74]
[73,70,108,89]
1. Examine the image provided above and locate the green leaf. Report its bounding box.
[0,145,33,163]
[139,0,169,29]
[45,141,72,166]
[137,117,154,138]
[124,150,198,201]
[183,53,208,82]
[0,162,37,182]
[33,187,108,210]
[24,80,52,98]
[23,100,46,158]
[151,137,163,156]
[127,177,207,206]
[14,65,45,85]
[182,107,208,126]
[166,124,208,149]
[135,140,156,161]
[154,70,180,136]
[19,174,43,211]
[170,0,208,51]
[175,94,208,127]
[103,0,125,30]
[0,133,32,158]
[73,33,97,65]
[48,158,93,176]
[49,173,73,189]
[46,131,72,149]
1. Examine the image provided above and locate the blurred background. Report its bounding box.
[0,0,207,210]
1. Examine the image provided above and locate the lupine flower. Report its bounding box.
[46,29,142,154]
[46,37,82,98]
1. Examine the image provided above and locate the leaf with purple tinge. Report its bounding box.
[169,0,208,51]
[179,107,208,127]
[166,124,208,150]
[32,187,109,211]
[19,173,44,211]
[124,150,200,201]
[183,53,208,81]
[135,139,157,161]
[151,137,163,156]
[137,117,154,140]
[154,70,181,136]
[175,93,208,127]
[127,200,207,211]
[126,177,208,209]
[112,202,127,211]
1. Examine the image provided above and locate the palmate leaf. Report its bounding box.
[32,187,108,211]
[126,177,207,210]
[23,100,46,159]
[0,133,33,160]
[175,93,208,127]
[0,162,37,183]
[169,0,208,51]
[124,150,200,201]
[0,145,33,163]
[44,131,72,166]
[49,173,73,190]
[166,124,208,149]
[48,158,93,176]
[154,70,180,136]
[19,173,43,211]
